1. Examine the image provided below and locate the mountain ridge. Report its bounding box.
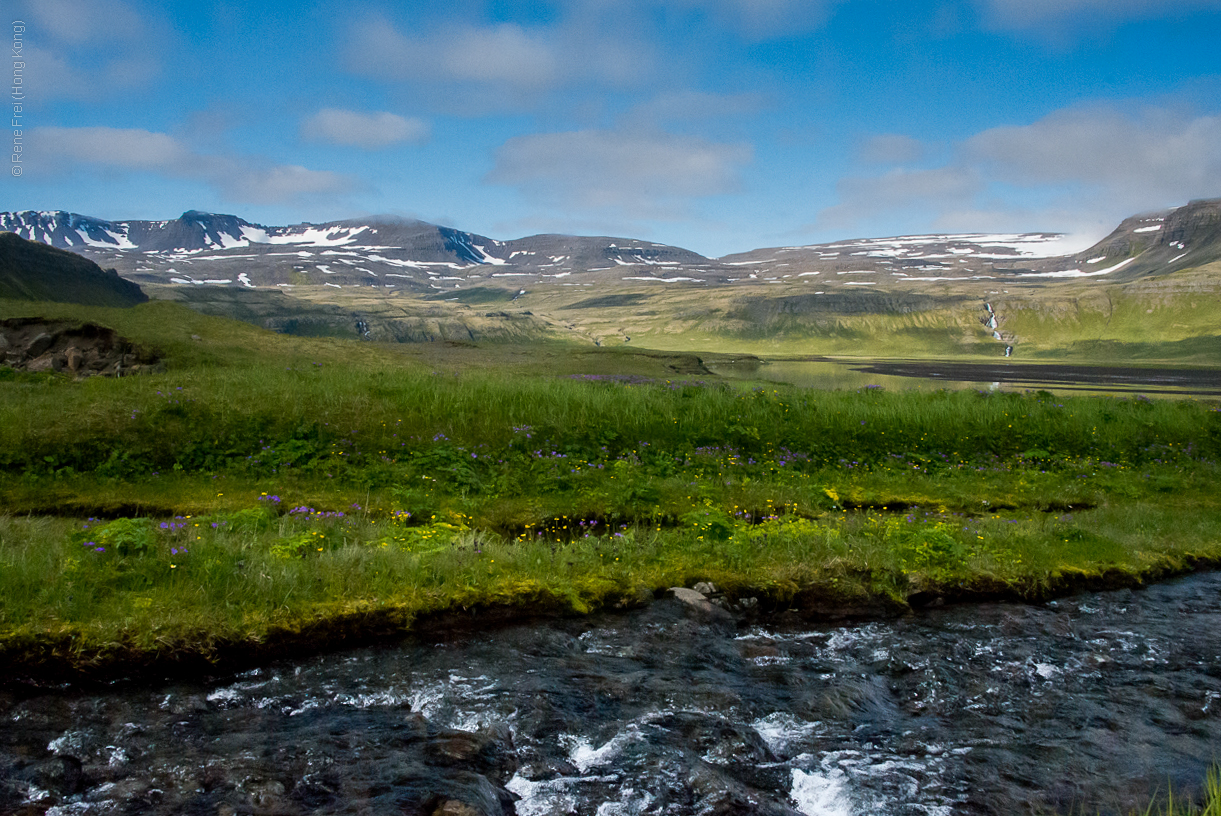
[1,200,1218,296]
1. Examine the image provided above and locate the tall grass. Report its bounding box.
[1142,765,1221,816]
[2,359,1217,480]
[3,298,1216,483]
[1062,765,1221,816]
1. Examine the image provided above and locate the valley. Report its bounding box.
[3,199,1220,365]
[1,200,1219,815]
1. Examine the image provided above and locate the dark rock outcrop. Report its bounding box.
[0,317,162,377]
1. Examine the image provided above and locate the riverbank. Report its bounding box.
[5,476,1221,687]
[8,561,1221,689]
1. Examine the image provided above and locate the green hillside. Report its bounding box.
[0,232,148,307]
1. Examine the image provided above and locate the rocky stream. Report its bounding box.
[3,573,1221,815]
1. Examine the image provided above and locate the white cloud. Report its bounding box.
[23,0,162,98]
[37,126,191,168]
[818,103,1221,238]
[345,15,653,101]
[964,105,1221,204]
[652,0,848,39]
[819,166,983,230]
[624,90,769,125]
[486,129,752,212]
[23,46,90,98]
[928,206,1112,246]
[302,109,430,150]
[27,0,144,43]
[223,164,357,205]
[976,0,1221,30]
[31,44,161,99]
[31,126,356,205]
[858,134,926,165]
[440,24,561,88]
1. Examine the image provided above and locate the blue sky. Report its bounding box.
[6,0,1221,256]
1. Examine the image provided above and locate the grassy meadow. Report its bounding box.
[2,297,1221,681]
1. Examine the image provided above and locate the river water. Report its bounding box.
[3,573,1221,816]
[706,358,1221,399]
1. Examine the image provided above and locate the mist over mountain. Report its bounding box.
[1052,199,1221,280]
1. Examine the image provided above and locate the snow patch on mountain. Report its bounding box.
[1019,257,1135,278]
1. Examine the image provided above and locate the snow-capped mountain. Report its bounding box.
[1,210,143,250]
[0,210,729,292]
[717,231,1077,286]
[0,210,456,255]
[719,199,1221,284]
[1,200,1217,295]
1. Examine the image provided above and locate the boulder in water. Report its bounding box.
[424,723,517,785]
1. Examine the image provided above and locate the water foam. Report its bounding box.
[791,768,852,816]
[505,774,580,816]
[595,788,654,815]
[751,712,823,755]
[566,731,638,773]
